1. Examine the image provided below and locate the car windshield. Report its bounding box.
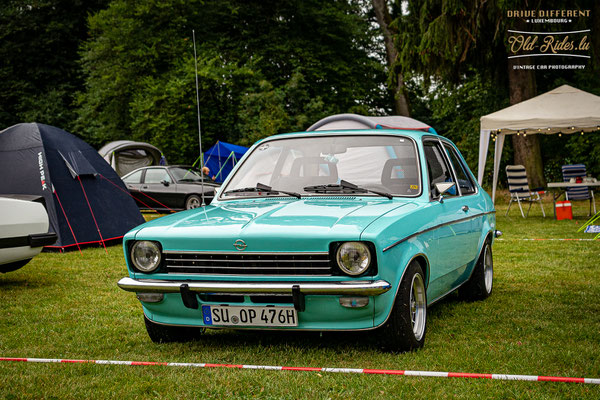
[170,167,211,183]
[221,135,421,198]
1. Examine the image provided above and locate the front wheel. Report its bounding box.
[459,241,493,301]
[144,315,204,343]
[378,261,427,352]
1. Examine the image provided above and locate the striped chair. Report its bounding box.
[505,165,545,218]
[561,164,596,215]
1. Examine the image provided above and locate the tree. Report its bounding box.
[389,0,598,189]
[372,0,410,116]
[76,0,391,163]
[0,0,108,130]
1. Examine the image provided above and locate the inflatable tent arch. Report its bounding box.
[98,140,165,177]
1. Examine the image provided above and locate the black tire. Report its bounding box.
[378,261,427,352]
[144,315,203,343]
[185,194,202,210]
[459,241,493,301]
[0,258,32,273]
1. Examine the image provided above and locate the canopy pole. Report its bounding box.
[477,129,491,185]
[217,140,222,177]
[491,133,505,204]
[214,151,235,181]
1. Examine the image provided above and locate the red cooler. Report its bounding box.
[555,201,572,220]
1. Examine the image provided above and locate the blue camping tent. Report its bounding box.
[204,141,248,183]
[0,123,145,251]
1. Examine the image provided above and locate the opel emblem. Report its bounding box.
[233,239,247,251]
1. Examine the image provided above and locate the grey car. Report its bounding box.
[121,166,219,211]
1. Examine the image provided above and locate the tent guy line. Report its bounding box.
[0,357,598,385]
[0,123,145,251]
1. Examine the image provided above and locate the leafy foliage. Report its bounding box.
[0,0,108,130]
[409,73,511,182]
[394,0,600,187]
[75,0,390,163]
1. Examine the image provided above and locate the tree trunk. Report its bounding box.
[372,0,410,116]
[593,2,600,70]
[507,20,545,189]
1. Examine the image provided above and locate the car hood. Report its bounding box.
[132,198,414,252]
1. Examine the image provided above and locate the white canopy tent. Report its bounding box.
[477,85,600,202]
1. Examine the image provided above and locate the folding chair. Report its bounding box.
[505,165,545,218]
[561,164,596,216]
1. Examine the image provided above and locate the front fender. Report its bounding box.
[371,233,435,328]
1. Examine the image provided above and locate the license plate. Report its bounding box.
[201,305,298,327]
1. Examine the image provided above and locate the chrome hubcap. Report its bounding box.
[483,245,493,293]
[187,197,200,209]
[410,273,426,341]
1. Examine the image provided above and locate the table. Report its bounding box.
[546,181,600,218]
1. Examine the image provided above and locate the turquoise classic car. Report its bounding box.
[118,114,497,352]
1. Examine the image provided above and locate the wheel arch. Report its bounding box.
[373,246,431,329]
[410,253,430,289]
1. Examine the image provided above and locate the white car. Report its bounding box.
[0,196,57,273]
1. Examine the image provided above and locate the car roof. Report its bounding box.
[256,128,441,143]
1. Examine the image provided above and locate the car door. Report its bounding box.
[122,170,145,207]
[442,141,484,263]
[423,139,480,302]
[141,168,178,209]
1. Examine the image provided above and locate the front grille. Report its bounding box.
[164,251,332,276]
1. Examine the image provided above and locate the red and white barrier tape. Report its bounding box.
[496,238,596,241]
[1,357,598,384]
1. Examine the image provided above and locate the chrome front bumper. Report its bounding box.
[117,277,392,296]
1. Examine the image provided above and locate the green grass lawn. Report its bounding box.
[1,193,599,399]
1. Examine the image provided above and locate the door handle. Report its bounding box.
[462,205,469,212]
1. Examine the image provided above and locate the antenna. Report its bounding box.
[192,29,206,206]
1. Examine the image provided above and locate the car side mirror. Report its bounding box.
[434,182,455,203]
[161,180,170,186]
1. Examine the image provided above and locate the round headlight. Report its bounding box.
[336,242,371,276]
[131,241,162,273]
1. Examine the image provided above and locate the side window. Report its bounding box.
[444,144,476,195]
[423,141,457,199]
[123,170,142,184]
[144,168,170,184]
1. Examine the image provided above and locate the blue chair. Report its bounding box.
[561,164,596,215]
[505,165,545,218]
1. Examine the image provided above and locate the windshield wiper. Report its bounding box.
[304,180,392,199]
[224,182,301,199]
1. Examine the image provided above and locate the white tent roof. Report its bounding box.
[478,85,600,202]
[481,85,600,134]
